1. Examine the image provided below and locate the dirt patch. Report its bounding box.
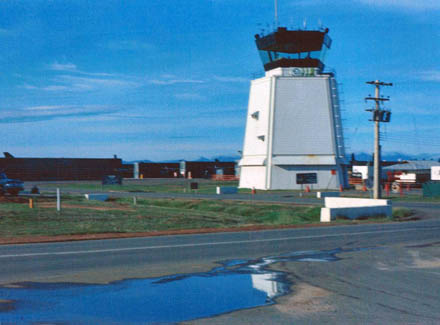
[0,223,341,245]
[409,250,440,269]
[276,283,334,315]
[0,196,29,204]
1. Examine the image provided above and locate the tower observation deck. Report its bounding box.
[255,27,331,71]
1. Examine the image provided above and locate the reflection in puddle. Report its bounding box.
[0,247,373,323]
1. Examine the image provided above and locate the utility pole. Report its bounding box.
[365,80,392,199]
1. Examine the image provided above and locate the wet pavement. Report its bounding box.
[0,247,373,324]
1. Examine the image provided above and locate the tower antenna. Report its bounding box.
[274,0,278,28]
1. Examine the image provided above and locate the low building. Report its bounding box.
[0,154,123,181]
[179,161,236,179]
[383,160,440,188]
[136,162,180,178]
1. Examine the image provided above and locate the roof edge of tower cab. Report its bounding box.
[254,26,332,72]
[255,27,331,53]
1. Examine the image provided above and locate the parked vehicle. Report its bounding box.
[0,172,24,195]
[386,171,430,192]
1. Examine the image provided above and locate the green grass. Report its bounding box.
[1,179,425,239]
[0,196,321,238]
[392,207,413,219]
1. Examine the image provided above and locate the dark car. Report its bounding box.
[0,172,24,195]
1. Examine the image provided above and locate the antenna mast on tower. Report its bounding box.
[274,0,278,28]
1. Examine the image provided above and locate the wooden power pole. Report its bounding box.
[365,80,392,199]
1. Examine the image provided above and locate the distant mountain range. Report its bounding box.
[123,155,241,164]
[124,152,440,164]
[351,152,440,162]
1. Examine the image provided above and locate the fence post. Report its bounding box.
[56,188,61,212]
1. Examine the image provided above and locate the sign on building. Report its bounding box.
[296,173,318,184]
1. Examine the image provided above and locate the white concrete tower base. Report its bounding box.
[239,67,347,190]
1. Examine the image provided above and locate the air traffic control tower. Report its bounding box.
[239,27,348,190]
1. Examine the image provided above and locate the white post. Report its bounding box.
[56,188,61,212]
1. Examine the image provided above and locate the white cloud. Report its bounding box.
[213,75,249,83]
[356,0,440,10]
[148,78,205,85]
[42,85,71,91]
[0,28,13,36]
[0,105,116,123]
[417,70,440,82]
[146,74,248,86]
[289,0,440,10]
[57,75,141,91]
[24,73,141,92]
[286,0,327,7]
[48,62,115,77]
[49,62,77,72]
[25,62,141,92]
[174,93,207,101]
[160,74,177,79]
[22,84,38,90]
[24,105,67,111]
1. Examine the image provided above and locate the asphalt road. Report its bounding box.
[0,219,439,283]
[2,219,440,323]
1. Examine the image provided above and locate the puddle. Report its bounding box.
[0,247,374,324]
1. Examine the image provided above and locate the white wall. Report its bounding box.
[242,78,271,157]
[320,197,392,222]
[324,197,390,208]
[272,77,335,156]
[239,166,267,189]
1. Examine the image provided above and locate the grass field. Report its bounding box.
[0,179,424,239]
[0,193,413,239]
[0,196,320,238]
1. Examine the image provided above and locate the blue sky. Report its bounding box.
[0,0,439,161]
